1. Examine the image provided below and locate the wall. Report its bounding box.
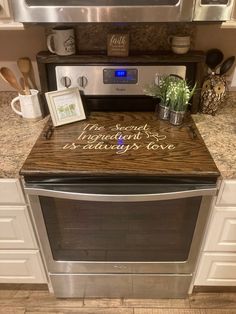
[0,26,46,91]
[0,23,236,91]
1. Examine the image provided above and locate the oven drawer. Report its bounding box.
[0,250,46,283]
[50,273,192,298]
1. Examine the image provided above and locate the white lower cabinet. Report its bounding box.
[204,207,236,252]
[0,205,37,249]
[0,250,46,283]
[0,178,46,284]
[194,180,236,286]
[195,253,236,286]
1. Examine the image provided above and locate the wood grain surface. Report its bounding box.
[20,112,219,179]
[37,51,205,64]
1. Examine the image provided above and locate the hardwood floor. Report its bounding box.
[0,286,236,314]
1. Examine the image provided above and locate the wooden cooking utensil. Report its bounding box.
[206,49,224,74]
[0,67,23,94]
[27,57,37,90]
[20,76,33,90]
[17,58,31,95]
[19,77,26,90]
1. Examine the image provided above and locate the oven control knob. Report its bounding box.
[61,76,72,88]
[78,76,88,89]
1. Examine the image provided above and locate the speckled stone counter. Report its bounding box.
[192,93,236,180]
[0,92,49,178]
[0,91,235,179]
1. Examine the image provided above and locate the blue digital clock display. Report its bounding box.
[103,68,137,84]
[115,70,127,77]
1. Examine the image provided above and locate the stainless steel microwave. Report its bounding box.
[10,0,234,23]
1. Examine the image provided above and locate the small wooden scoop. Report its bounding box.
[17,58,31,95]
[0,67,23,94]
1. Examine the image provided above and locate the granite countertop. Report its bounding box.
[0,91,235,179]
[192,93,236,180]
[0,92,49,178]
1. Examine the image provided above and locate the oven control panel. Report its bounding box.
[103,68,138,84]
[55,65,186,96]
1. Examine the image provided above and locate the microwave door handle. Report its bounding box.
[25,186,217,202]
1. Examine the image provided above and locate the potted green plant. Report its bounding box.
[144,76,175,120]
[167,78,196,125]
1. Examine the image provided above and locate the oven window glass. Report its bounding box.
[40,196,201,262]
[26,0,179,6]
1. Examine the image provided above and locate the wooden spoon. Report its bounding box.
[17,58,31,95]
[0,67,23,94]
[27,57,37,90]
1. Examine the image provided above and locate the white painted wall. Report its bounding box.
[0,25,46,91]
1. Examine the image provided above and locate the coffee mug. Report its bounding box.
[47,27,76,56]
[11,89,42,120]
[168,35,190,54]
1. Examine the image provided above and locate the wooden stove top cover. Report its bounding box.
[21,112,219,179]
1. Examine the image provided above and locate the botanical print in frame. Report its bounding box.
[45,88,86,127]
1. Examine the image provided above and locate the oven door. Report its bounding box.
[11,0,195,22]
[26,182,217,274]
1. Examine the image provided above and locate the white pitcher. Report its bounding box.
[11,89,42,120]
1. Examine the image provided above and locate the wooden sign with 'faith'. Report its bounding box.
[107,33,129,57]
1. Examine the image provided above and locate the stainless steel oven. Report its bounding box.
[11,0,234,23]
[21,58,220,298]
[25,178,218,298]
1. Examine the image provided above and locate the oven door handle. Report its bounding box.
[25,186,217,202]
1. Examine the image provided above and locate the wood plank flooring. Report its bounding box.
[0,286,236,314]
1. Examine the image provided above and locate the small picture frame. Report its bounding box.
[45,88,86,127]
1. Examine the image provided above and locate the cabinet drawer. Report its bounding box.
[217,180,236,206]
[195,253,236,286]
[0,205,37,249]
[0,179,25,204]
[0,250,47,283]
[204,207,236,252]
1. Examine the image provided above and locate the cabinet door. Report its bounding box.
[195,253,236,286]
[0,0,10,19]
[204,207,236,252]
[0,206,37,249]
[0,250,47,283]
[217,180,236,206]
[0,179,25,204]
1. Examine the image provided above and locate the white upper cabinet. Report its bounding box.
[0,0,10,19]
[0,0,24,29]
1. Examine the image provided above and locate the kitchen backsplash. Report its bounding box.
[1,23,236,90]
[73,23,196,52]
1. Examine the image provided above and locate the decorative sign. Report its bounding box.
[63,123,176,155]
[107,33,129,57]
